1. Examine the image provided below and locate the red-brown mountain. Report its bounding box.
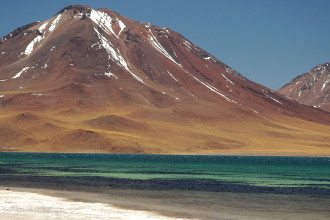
[279,62,330,112]
[0,5,330,155]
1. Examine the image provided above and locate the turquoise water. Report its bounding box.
[0,153,329,192]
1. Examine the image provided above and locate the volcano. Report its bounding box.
[0,5,330,155]
[279,62,330,112]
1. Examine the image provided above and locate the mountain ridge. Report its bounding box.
[279,62,330,112]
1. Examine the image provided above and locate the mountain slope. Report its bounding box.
[1,5,330,155]
[279,62,330,112]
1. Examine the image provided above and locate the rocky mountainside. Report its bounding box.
[278,63,330,112]
[0,5,330,155]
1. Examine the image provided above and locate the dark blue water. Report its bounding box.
[0,153,329,194]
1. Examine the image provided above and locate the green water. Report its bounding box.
[0,153,329,191]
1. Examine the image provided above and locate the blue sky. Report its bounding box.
[1,0,329,89]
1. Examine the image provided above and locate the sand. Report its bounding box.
[0,189,189,220]
[0,186,329,220]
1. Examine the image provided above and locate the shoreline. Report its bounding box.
[1,184,330,220]
[1,151,329,157]
[0,187,191,220]
[0,186,220,219]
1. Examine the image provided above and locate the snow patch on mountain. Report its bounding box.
[23,36,43,56]
[12,67,32,79]
[221,74,234,85]
[265,94,282,105]
[90,10,118,38]
[39,22,48,32]
[49,14,62,32]
[194,75,236,103]
[147,28,180,66]
[183,70,236,103]
[31,93,44,97]
[248,107,259,114]
[117,19,126,36]
[93,27,144,84]
[167,71,179,82]
[22,15,62,56]
[105,72,118,79]
[182,40,192,50]
[74,13,84,19]
[41,63,48,69]
[321,78,330,91]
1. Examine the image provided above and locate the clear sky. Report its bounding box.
[1,0,329,89]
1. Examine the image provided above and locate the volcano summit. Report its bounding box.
[0,5,330,155]
[279,62,330,112]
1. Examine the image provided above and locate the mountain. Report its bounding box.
[279,62,330,112]
[1,5,330,155]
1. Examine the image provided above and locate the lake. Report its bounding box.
[0,153,329,219]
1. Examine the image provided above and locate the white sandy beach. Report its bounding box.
[1,186,329,220]
[0,189,190,220]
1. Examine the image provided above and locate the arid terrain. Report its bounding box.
[279,62,330,112]
[1,5,330,155]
